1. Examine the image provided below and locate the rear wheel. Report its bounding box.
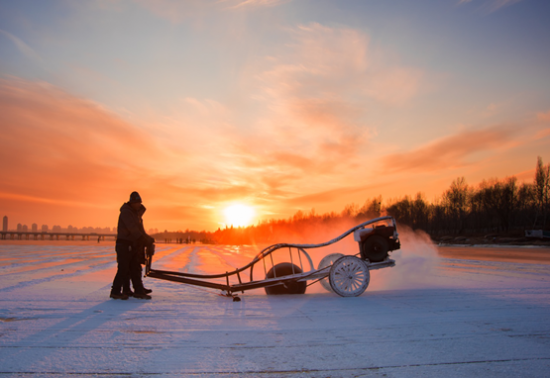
[265,263,307,295]
[317,253,344,292]
[361,235,389,262]
[329,256,370,297]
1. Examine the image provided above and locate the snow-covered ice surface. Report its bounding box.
[1,238,550,377]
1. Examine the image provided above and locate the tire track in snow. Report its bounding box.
[0,246,179,293]
[0,260,116,293]
[0,357,549,376]
[149,246,194,272]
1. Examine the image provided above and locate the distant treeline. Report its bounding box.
[151,230,214,244]
[156,157,550,245]
[385,156,549,237]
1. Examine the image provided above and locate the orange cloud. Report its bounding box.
[284,181,397,208]
[0,77,301,229]
[0,78,175,228]
[131,0,289,23]
[234,137,361,180]
[537,110,550,122]
[230,23,421,188]
[2,76,542,231]
[225,0,291,8]
[179,23,425,218]
[381,124,518,173]
[365,67,423,105]
[257,23,422,107]
[535,129,550,140]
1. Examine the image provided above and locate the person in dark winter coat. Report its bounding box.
[110,191,154,300]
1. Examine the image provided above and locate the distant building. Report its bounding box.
[2,216,7,232]
[17,223,22,232]
[22,225,28,232]
[32,223,38,232]
[41,225,48,232]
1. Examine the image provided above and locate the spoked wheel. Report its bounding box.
[317,253,344,292]
[329,256,370,297]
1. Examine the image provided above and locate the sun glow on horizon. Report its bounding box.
[223,204,255,228]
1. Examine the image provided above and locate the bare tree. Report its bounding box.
[443,177,470,234]
[386,196,413,227]
[533,156,550,228]
[357,197,382,219]
[411,193,429,231]
[496,177,520,232]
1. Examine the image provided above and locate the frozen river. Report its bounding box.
[1,236,549,377]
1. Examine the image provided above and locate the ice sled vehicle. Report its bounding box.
[145,216,400,299]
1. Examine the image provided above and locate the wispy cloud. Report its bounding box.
[257,23,422,107]
[0,78,176,226]
[221,0,292,9]
[0,29,43,62]
[487,0,524,12]
[0,78,260,229]
[131,0,289,23]
[131,0,212,23]
[381,124,518,173]
[0,22,425,227]
[0,191,103,209]
[239,23,422,179]
[0,77,321,229]
[177,22,426,214]
[457,0,525,13]
[537,110,550,122]
[284,181,396,208]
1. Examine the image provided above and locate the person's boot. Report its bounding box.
[123,282,133,297]
[110,291,129,300]
[143,288,152,294]
[133,291,152,300]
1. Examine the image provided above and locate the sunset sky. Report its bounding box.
[1,0,549,232]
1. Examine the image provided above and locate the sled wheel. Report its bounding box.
[361,235,389,262]
[265,263,307,295]
[329,256,370,297]
[317,253,344,292]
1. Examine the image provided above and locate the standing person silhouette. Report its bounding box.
[110,191,154,300]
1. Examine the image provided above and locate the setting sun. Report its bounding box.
[224,204,255,228]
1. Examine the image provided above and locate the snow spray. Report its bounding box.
[368,224,440,291]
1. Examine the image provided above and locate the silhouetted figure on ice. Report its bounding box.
[110,191,155,300]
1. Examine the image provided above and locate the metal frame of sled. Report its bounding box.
[144,216,401,298]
